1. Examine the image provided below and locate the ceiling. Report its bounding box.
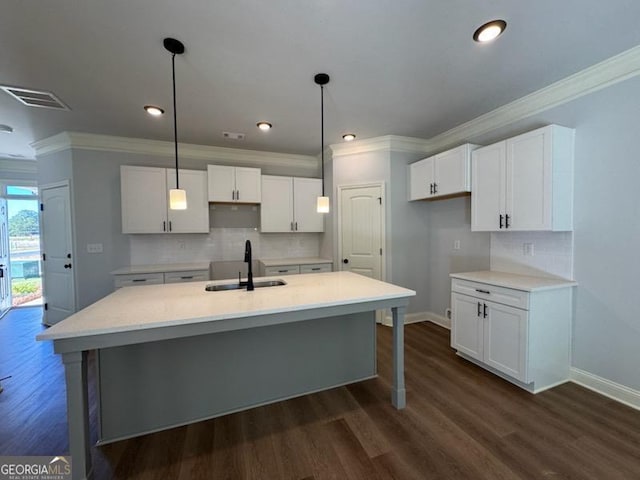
[2,0,640,160]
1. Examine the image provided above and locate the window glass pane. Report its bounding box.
[7,185,38,196]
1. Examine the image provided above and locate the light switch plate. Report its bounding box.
[87,243,103,253]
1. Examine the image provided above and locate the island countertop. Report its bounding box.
[37,271,415,341]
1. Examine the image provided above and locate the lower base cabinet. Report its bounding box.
[451,277,573,393]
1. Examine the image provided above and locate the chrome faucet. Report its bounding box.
[243,240,254,291]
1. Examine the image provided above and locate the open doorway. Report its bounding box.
[4,185,42,308]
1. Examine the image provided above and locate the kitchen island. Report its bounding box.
[37,271,415,480]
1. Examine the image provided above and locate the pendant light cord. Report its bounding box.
[171,52,179,189]
[320,84,325,196]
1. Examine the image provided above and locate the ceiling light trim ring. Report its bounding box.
[473,19,507,43]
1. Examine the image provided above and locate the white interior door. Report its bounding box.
[0,199,11,317]
[339,185,383,280]
[41,184,75,326]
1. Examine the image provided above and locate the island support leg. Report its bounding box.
[62,351,92,480]
[391,306,406,409]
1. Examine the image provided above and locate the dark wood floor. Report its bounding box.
[2,307,640,479]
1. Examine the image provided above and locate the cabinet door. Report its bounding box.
[207,165,235,202]
[167,169,210,233]
[260,176,293,232]
[434,145,469,196]
[235,167,262,203]
[483,301,528,382]
[409,157,434,200]
[121,166,167,233]
[293,177,324,232]
[506,128,551,231]
[451,293,484,361]
[471,142,505,231]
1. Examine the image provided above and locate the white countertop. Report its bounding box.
[37,271,415,341]
[259,257,333,267]
[450,270,577,292]
[111,262,210,275]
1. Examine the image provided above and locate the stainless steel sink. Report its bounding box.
[205,279,286,291]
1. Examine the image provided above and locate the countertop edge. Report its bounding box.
[450,270,578,292]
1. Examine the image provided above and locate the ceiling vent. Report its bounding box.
[0,85,70,110]
[223,131,246,140]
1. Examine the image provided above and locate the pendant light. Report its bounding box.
[315,73,330,213]
[165,37,187,210]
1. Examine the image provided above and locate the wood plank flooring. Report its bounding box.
[2,307,640,479]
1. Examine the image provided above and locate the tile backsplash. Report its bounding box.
[490,231,574,280]
[129,228,321,265]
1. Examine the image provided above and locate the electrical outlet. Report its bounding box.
[523,243,534,256]
[453,240,461,250]
[87,243,103,253]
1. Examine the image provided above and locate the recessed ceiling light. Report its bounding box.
[0,124,14,134]
[144,105,164,116]
[257,122,272,131]
[473,20,507,43]
[342,133,356,141]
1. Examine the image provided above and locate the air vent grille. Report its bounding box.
[1,86,70,110]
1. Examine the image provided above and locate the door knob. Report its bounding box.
[64,264,72,269]
[343,259,349,264]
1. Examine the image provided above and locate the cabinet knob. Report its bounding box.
[64,263,72,269]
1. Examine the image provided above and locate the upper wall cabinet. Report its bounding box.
[261,175,324,232]
[471,125,574,232]
[207,165,261,203]
[409,144,479,200]
[121,166,209,234]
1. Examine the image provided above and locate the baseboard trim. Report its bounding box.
[381,311,450,329]
[570,367,640,412]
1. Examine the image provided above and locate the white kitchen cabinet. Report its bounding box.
[409,144,478,200]
[471,125,574,231]
[260,175,324,232]
[259,258,333,277]
[121,166,209,234]
[207,165,261,203]
[450,273,575,393]
[112,263,210,289]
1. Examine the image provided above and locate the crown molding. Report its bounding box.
[330,135,433,157]
[427,44,640,151]
[0,157,37,174]
[31,132,318,170]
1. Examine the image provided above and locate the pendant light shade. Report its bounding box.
[165,37,187,210]
[316,196,330,213]
[315,73,330,214]
[169,188,187,210]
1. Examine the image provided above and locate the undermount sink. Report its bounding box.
[205,279,287,292]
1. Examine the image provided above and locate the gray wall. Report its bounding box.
[426,196,490,318]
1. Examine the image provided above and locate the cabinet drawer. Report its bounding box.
[263,265,300,276]
[164,270,210,284]
[451,279,529,310]
[300,263,332,274]
[114,273,164,288]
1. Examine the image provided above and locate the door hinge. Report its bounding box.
[40,203,44,211]
[380,248,383,255]
[42,253,46,261]
[44,303,48,311]
[378,197,382,205]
